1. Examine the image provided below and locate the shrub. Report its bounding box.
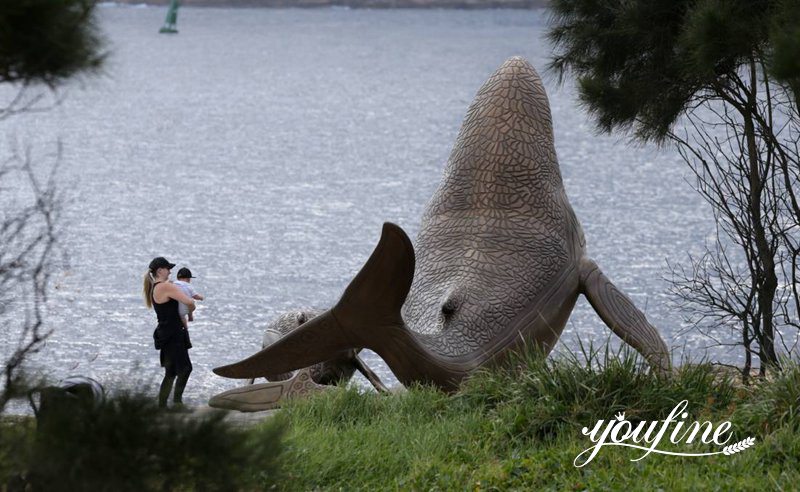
[3,391,284,492]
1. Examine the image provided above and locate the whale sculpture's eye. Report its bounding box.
[441,299,457,319]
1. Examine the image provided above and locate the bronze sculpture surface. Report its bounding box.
[212,57,671,409]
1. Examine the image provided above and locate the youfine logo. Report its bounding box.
[573,400,756,467]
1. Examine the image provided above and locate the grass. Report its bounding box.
[269,347,800,491]
[2,348,799,490]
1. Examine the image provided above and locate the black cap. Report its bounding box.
[177,267,195,279]
[149,257,176,272]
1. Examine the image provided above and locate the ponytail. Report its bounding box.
[143,270,155,308]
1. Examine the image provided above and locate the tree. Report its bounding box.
[547,0,800,378]
[0,0,105,411]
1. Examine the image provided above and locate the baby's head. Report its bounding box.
[176,267,194,282]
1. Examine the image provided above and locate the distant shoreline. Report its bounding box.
[109,0,549,9]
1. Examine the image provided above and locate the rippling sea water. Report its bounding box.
[2,5,728,410]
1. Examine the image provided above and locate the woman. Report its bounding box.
[143,256,196,410]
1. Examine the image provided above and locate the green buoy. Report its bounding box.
[159,0,179,34]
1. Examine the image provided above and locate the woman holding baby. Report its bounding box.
[142,257,195,411]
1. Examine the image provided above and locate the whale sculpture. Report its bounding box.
[212,57,671,408]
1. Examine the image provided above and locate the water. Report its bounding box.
[2,5,727,411]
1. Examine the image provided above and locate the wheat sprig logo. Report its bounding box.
[574,400,757,467]
[723,437,756,455]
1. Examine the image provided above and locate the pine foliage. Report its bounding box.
[547,0,799,142]
[0,0,105,86]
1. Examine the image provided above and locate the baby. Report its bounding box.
[174,267,204,330]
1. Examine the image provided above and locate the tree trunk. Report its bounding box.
[744,60,779,372]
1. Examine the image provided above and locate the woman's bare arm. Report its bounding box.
[160,283,196,312]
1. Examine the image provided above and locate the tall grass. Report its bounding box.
[270,345,799,490]
[459,344,737,442]
[733,358,800,434]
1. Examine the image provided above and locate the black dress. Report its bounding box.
[152,284,192,376]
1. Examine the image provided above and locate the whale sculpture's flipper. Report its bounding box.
[208,367,328,412]
[354,354,390,393]
[214,222,416,380]
[579,258,671,374]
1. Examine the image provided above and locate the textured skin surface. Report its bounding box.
[209,367,329,412]
[404,57,580,357]
[213,57,670,394]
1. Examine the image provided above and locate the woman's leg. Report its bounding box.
[173,365,192,404]
[159,348,177,408]
[159,370,176,408]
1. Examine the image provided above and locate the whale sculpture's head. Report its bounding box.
[401,56,579,356]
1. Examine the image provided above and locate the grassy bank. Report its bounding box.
[270,350,800,490]
[2,349,798,490]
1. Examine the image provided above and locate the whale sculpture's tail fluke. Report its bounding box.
[213,310,349,379]
[579,257,672,375]
[213,223,416,381]
[335,222,415,330]
[214,222,470,391]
